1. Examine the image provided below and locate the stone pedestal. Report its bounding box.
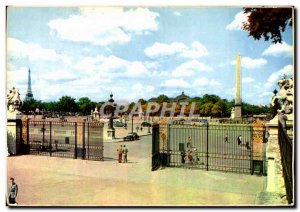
[107,128,115,139]
[265,116,279,138]
[7,110,23,155]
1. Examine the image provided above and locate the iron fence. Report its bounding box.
[278,121,293,204]
[26,120,104,161]
[153,122,266,174]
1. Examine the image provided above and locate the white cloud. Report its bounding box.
[74,54,151,78]
[226,11,249,31]
[41,70,78,82]
[231,57,267,69]
[160,78,189,88]
[173,11,182,16]
[262,42,293,57]
[242,77,255,83]
[193,77,220,87]
[131,83,155,98]
[172,60,212,77]
[7,66,29,87]
[48,7,159,46]
[264,65,293,88]
[144,41,208,59]
[7,37,59,61]
[144,42,186,58]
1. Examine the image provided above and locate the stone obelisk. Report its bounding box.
[233,53,242,119]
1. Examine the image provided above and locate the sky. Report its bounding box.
[6,7,294,105]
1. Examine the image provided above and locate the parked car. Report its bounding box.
[123,133,139,141]
[114,121,127,127]
[190,119,208,126]
[141,121,151,127]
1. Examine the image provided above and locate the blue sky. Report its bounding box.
[6,7,293,105]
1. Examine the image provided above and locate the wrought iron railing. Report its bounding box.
[23,120,104,161]
[278,121,293,204]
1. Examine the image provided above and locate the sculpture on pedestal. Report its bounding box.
[271,74,293,118]
[7,86,22,112]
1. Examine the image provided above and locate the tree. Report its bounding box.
[44,101,59,112]
[57,96,78,113]
[200,102,214,116]
[78,97,94,115]
[214,100,228,117]
[156,94,169,103]
[211,104,222,117]
[243,8,292,43]
[20,98,43,114]
[201,94,221,104]
[138,98,147,105]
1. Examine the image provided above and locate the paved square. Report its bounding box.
[7,135,266,206]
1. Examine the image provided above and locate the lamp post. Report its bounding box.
[107,93,116,139]
[148,115,151,134]
[131,115,134,134]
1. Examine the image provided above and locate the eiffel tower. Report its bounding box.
[25,68,34,101]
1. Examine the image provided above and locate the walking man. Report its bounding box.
[141,126,143,132]
[117,145,123,163]
[136,126,139,132]
[237,135,242,145]
[187,136,192,149]
[123,145,128,163]
[8,177,18,205]
[181,151,186,164]
[225,133,228,142]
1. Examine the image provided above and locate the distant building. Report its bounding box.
[174,91,190,102]
[148,91,190,103]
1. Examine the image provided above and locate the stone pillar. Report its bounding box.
[7,111,23,155]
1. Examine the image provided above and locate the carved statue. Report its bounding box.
[271,74,293,117]
[7,86,22,112]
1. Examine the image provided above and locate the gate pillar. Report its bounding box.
[252,118,266,175]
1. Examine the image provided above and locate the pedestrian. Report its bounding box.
[141,126,143,132]
[136,126,139,132]
[123,145,128,163]
[237,135,242,145]
[117,145,123,163]
[8,177,18,205]
[187,149,193,164]
[225,133,228,143]
[181,151,186,164]
[193,148,199,164]
[187,136,192,149]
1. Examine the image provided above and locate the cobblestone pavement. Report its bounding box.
[7,135,270,206]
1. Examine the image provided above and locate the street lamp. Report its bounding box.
[131,115,134,134]
[107,93,116,139]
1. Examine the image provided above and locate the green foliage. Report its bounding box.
[20,98,43,113]
[78,97,94,115]
[200,102,214,116]
[201,94,221,104]
[138,98,147,105]
[156,94,169,103]
[20,94,270,118]
[57,96,78,112]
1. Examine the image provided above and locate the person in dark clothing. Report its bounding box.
[8,177,18,205]
[237,135,242,145]
[225,133,228,142]
[181,151,186,164]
